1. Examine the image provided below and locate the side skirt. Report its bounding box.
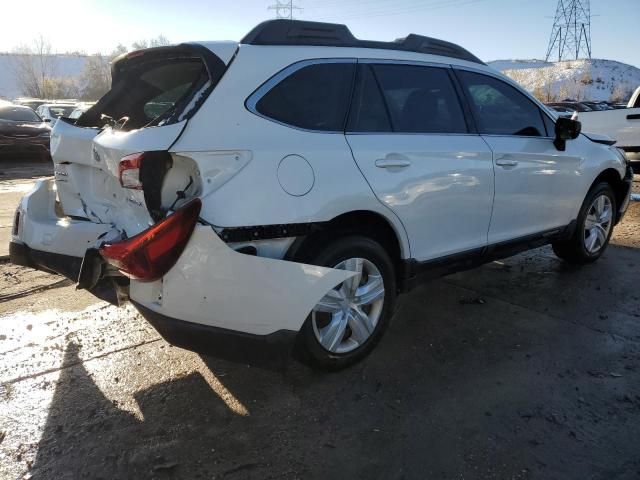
[400,222,576,292]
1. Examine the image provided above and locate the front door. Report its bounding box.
[455,69,581,244]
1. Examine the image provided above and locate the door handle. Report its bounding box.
[375,156,411,169]
[495,155,518,167]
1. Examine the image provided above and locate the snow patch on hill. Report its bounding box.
[488,58,640,103]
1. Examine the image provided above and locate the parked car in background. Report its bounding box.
[582,101,613,111]
[0,105,50,160]
[546,101,593,112]
[10,20,633,370]
[547,105,575,116]
[35,103,77,127]
[578,86,640,172]
[13,97,49,111]
[68,102,96,120]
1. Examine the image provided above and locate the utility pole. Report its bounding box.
[545,0,592,62]
[268,0,302,20]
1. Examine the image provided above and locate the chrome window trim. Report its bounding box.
[452,64,559,139]
[245,58,357,134]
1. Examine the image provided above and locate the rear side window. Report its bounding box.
[348,64,467,134]
[457,70,547,137]
[255,62,355,131]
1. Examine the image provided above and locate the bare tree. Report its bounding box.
[11,35,58,98]
[132,35,171,51]
[79,54,111,100]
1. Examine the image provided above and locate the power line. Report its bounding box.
[268,0,302,19]
[545,0,592,62]
[307,0,490,22]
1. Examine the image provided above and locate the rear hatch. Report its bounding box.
[51,43,234,237]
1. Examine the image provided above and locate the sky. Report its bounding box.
[0,0,638,66]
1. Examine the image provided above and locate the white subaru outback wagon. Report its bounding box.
[10,20,633,370]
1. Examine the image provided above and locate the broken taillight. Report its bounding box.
[99,199,201,282]
[118,152,144,189]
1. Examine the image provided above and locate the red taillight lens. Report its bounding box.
[99,198,201,282]
[119,152,144,189]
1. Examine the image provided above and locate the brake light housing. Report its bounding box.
[119,152,144,189]
[99,199,201,282]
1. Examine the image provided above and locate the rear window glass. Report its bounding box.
[255,62,355,131]
[0,107,41,122]
[76,51,224,131]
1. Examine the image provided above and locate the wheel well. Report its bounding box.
[592,168,626,218]
[285,210,405,283]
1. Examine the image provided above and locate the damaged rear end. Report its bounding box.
[10,42,353,365]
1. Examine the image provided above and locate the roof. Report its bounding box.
[241,19,484,65]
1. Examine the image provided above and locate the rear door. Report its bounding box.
[454,69,581,244]
[346,62,494,261]
[51,44,232,235]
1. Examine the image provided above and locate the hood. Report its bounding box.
[0,119,50,137]
[582,131,616,146]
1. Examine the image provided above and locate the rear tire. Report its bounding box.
[552,182,616,264]
[295,236,396,371]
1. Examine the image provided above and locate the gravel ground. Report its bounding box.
[0,168,639,479]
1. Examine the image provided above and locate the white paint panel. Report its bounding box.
[130,226,356,335]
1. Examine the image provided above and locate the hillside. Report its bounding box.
[489,58,640,102]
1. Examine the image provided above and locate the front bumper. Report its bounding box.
[621,148,640,173]
[617,164,635,223]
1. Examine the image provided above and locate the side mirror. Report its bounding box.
[44,118,51,123]
[554,116,581,151]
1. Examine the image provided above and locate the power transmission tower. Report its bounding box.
[545,0,592,62]
[268,0,302,19]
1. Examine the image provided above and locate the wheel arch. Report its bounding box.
[590,168,627,222]
[285,210,409,287]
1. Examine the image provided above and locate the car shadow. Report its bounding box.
[27,244,640,479]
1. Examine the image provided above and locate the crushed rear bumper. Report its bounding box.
[10,178,354,364]
[132,300,297,368]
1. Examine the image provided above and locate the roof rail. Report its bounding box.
[241,19,484,65]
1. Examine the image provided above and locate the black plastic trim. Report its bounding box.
[9,242,120,305]
[241,20,484,65]
[219,222,326,243]
[132,301,297,369]
[399,224,574,292]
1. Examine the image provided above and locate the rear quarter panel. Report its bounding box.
[170,45,412,258]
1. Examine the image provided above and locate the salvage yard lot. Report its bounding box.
[1,163,639,479]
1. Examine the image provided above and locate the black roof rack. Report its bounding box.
[241,19,484,65]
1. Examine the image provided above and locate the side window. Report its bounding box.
[255,62,355,131]
[350,64,467,134]
[346,64,392,132]
[457,70,547,137]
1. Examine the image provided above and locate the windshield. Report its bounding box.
[0,107,42,122]
[47,106,76,117]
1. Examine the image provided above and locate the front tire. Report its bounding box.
[295,236,397,371]
[552,182,616,264]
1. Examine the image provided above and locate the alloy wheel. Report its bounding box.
[312,257,385,354]
[583,194,613,254]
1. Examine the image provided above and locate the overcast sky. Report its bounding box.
[1,0,637,66]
